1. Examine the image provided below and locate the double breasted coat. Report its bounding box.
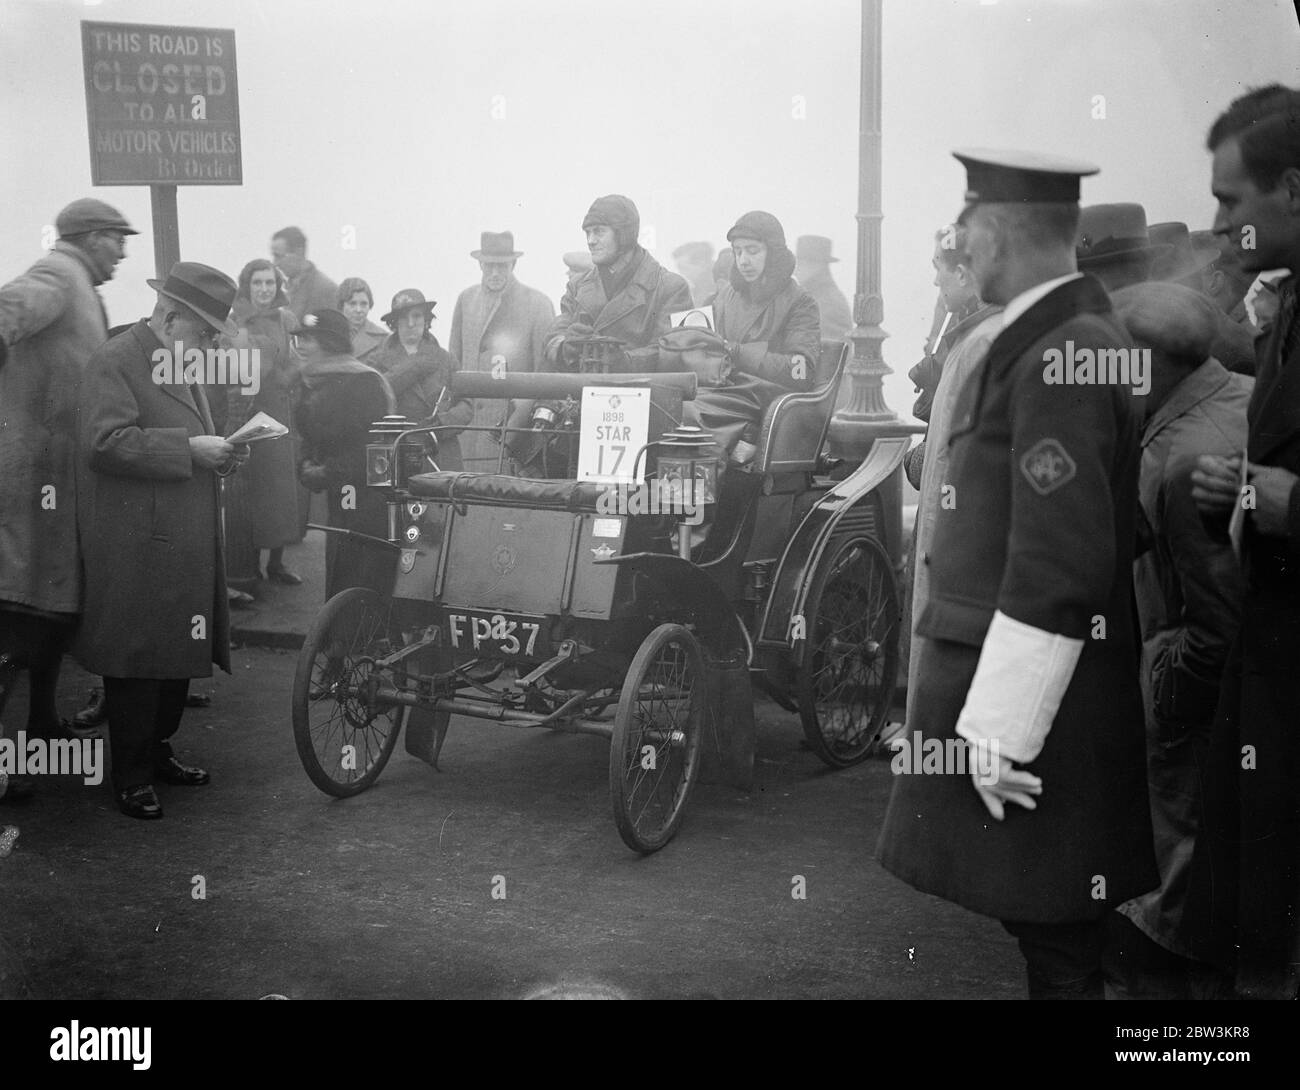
[1179,276,1300,994]
[449,277,555,470]
[0,242,107,615]
[74,320,231,679]
[544,248,692,367]
[877,275,1157,923]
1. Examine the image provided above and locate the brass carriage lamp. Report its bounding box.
[655,426,717,557]
[366,414,425,488]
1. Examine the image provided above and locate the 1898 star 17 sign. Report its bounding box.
[81,21,242,186]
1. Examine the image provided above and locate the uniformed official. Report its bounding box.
[877,149,1157,999]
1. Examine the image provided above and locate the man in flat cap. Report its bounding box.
[1106,282,1251,997]
[544,194,691,370]
[1185,83,1300,1000]
[449,232,554,470]
[0,198,136,802]
[75,261,246,820]
[877,149,1157,998]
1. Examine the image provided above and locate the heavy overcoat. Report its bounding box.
[449,277,555,470]
[295,362,395,599]
[1119,357,1249,957]
[367,333,473,471]
[877,275,1157,922]
[1180,276,1300,994]
[0,242,107,614]
[236,306,303,548]
[799,270,852,344]
[684,274,821,456]
[284,262,339,323]
[904,305,1003,723]
[74,320,231,678]
[545,249,691,366]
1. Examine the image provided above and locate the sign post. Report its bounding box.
[80,21,242,278]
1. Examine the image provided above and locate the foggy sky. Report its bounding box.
[3,0,1298,418]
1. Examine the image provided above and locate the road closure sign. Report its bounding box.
[81,21,242,185]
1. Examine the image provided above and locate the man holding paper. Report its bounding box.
[1184,85,1300,999]
[74,262,247,820]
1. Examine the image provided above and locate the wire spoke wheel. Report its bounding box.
[796,535,899,768]
[292,587,408,797]
[610,623,704,853]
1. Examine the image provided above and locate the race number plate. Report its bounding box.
[577,386,651,484]
[444,608,548,658]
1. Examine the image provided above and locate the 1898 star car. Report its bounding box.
[291,335,909,852]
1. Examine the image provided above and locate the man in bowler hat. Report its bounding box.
[75,261,246,819]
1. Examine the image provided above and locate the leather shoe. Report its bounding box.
[117,784,163,819]
[74,687,108,730]
[185,692,213,708]
[154,757,210,786]
[265,564,303,585]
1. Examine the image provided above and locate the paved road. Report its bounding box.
[0,642,1023,1000]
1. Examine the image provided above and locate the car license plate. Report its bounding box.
[444,609,547,658]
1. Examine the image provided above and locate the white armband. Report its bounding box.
[954,610,1083,765]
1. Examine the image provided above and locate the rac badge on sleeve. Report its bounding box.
[1019,438,1077,496]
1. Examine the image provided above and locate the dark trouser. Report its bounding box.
[1002,917,1107,1000]
[103,677,190,793]
[0,606,76,736]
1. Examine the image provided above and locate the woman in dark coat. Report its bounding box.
[228,259,306,584]
[294,309,395,600]
[367,288,473,471]
[685,210,821,467]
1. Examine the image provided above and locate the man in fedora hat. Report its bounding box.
[794,235,852,344]
[1075,202,1168,291]
[448,231,554,470]
[74,261,246,820]
[0,198,138,802]
[369,289,473,470]
[877,149,1157,999]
